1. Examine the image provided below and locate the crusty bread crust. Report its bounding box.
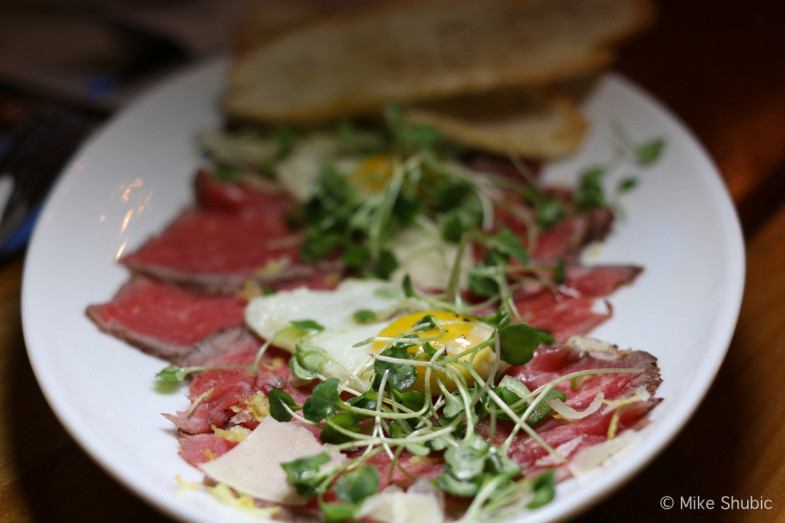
[225,0,654,123]
[405,90,587,159]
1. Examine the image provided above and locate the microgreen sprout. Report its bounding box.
[155,365,205,383]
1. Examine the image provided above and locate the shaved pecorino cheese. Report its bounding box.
[200,417,345,505]
[569,428,638,475]
[357,490,444,523]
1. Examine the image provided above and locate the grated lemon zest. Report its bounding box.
[212,424,251,443]
[409,455,434,466]
[175,474,201,491]
[229,391,270,422]
[606,412,620,440]
[238,280,265,301]
[207,483,281,518]
[262,357,285,371]
[254,258,289,279]
[250,392,270,420]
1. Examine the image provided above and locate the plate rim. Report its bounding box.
[20,59,745,523]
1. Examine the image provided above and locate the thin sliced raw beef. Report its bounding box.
[124,169,345,293]
[564,264,642,297]
[506,343,661,399]
[86,277,245,363]
[179,325,261,367]
[511,264,641,340]
[164,327,306,435]
[122,206,304,293]
[194,169,295,214]
[179,433,238,466]
[505,400,659,476]
[516,292,610,341]
[498,343,660,475]
[533,207,614,262]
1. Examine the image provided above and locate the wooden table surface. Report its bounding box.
[2,1,785,522]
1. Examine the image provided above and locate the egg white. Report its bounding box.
[245,279,416,389]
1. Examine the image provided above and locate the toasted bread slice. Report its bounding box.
[233,2,340,56]
[226,0,652,123]
[405,90,587,159]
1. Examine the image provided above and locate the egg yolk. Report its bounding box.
[373,310,496,395]
[349,154,395,194]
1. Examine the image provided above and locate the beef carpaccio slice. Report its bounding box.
[172,337,660,486]
[194,169,291,213]
[86,277,245,363]
[123,171,343,293]
[164,327,310,439]
[533,207,615,262]
[513,263,641,341]
[501,342,661,475]
[121,206,303,293]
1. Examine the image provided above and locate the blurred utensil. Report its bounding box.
[0,99,98,258]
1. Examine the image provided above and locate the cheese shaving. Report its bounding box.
[547,392,604,421]
[570,429,638,476]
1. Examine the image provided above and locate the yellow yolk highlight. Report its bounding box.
[373,310,496,395]
[349,154,395,194]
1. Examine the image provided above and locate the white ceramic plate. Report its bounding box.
[22,60,744,523]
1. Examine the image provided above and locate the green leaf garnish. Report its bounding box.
[485,447,522,478]
[392,389,424,411]
[490,227,529,264]
[527,470,556,509]
[468,269,500,299]
[442,389,465,418]
[526,389,567,425]
[384,102,441,153]
[155,365,204,383]
[498,324,554,365]
[276,321,326,350]
[372,248,399,279]
[479,309,511,329]
[212,167,242,182]
[402,274,416,298]
[281,452,331,497]
[268,389,300,422]
[553,261,566,285]
[320,411,361,444]
[535,196,566,229]
[342,245,371,270]
[274,126,294,160]
[444,437,489,481]
[320,501,358,521]
[303,378,341,422]
[436,472,481,497]
[616,176,638,193]
[290,344,329,381]
[413,314,438,330]
[635,138,665,167]
[352,309,377,324]
[347,391,378,410]
[373,346,418,391]
[334,465,380,503]
[436,438,521,499]
[290,319,326,333]
[575,166,607,211]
